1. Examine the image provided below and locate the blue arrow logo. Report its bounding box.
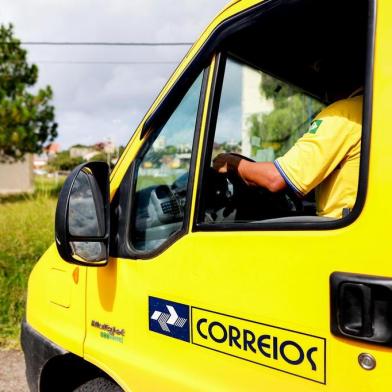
[149,297,190,342]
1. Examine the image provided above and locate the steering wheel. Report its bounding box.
[204,156,303,222]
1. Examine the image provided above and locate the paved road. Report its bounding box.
[0,350,28,392]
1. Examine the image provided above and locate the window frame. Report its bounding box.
[193,2,376,232]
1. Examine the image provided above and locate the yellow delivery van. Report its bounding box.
[22,0,392,390]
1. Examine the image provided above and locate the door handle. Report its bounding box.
[338,282,373,337]
[330,272,392,346]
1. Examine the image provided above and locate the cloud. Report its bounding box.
[2,0,228,148]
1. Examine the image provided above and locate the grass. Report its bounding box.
[0,177,63,348]
[0,174,178,347]
[137,175,179,190]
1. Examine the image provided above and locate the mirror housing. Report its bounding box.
[55,161,110,266]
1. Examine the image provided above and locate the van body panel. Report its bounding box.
[26,244,87,357]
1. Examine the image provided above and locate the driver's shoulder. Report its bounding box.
[317,96,363,124]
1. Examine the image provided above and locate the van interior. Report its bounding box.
[223,0,368,104]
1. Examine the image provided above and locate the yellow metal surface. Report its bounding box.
[26,244,87,356]
[47,268,72,308]
[25,0,392,390]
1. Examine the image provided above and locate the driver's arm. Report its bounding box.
[213,153,286,192]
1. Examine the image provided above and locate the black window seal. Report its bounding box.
[111,67,210,260]
[193,0,376,232]
[194,52,227,225]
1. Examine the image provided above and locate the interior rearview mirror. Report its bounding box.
[55,161,110,266]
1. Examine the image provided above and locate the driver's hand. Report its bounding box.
[213,153,242,174]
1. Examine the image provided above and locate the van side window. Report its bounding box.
[199,57,330,224]
[214,58,324,163]
[130,73,203,252]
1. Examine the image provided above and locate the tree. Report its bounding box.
[48,151,84,172]
[248,74,324,157]
[0,24,57,162]
[89,152,117,169]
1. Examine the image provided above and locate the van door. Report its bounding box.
[187,48,391,390]
[82,0,391,391]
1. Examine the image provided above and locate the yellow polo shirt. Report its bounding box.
[274,95,362,218]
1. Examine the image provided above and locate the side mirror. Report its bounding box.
[55,162,110,266]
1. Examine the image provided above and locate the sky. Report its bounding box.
[2,0,228,149]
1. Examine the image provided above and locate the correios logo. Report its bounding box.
[195,318,318,370]
[149,297,190,342]
[149,298,326,384]
[192,307,326,384]
[151,305,187,333]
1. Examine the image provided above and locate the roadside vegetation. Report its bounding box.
[0,23,61,348]
[0,177,62,347]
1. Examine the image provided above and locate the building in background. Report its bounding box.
[241,66,273,159]
[0,154,34,195]
[69,145,96,160]
[33,143,61,174]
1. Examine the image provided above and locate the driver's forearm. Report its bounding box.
[237,160,287,192]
